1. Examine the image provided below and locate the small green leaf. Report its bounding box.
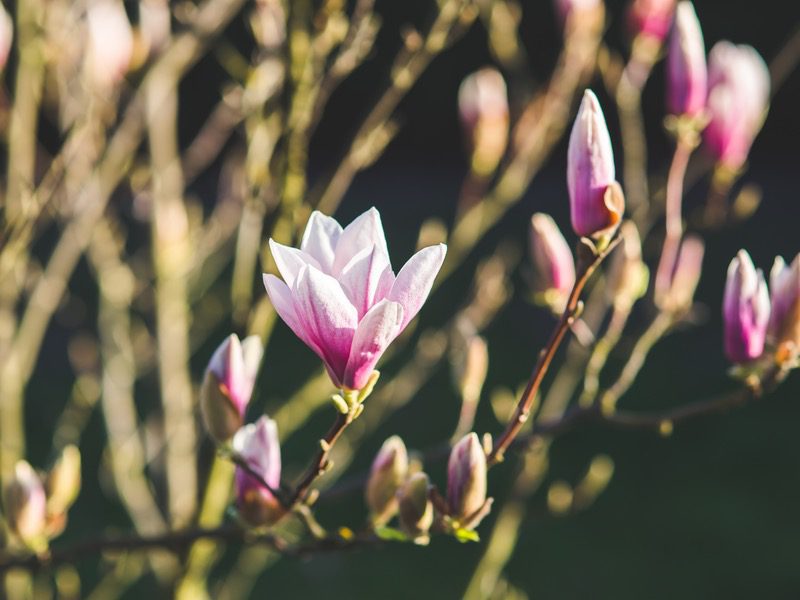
[375,526,408,542]
[453,527,480,543]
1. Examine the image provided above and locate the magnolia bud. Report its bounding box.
[529,213,576,312]
[458,68,509,177]
[200,334,264,443]
[666,2,707,118]
[567,90,624,241]
[723,250,770,364]
[232,416,284,526]
[627,0,676,42]
[767,254,800,349]
[46,445,82,517]
[365,436,408,526]
[447,433,487,524]
[0,2,12,72]
[3,461,47,548]
[703,42,770,171]
[657,235,704,312]
[397,472,433,543]
[606,221,648,311]
[85,1,134,90]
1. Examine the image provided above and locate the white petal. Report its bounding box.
[301,211,343,273]
[332,208,390,275]
[263,273,323,356]
[269,239,321,287]
[343,300,404,390]
[339,244,395,318]
[387,244,446,330]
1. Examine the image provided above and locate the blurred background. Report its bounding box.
[12,0,800,597]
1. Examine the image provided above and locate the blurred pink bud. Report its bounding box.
[627,0,676,41]
[666,2,706,118]
[200,334,264,443]
[365,436,408,526]
[85,1,134,90]
[657,234,705,312]
[0,3,12,72]
[723,250,770,364]
[233,416,284,526]
[703,42,770,171]
[447,433,487,525]
[3,461,47,547]
[768,254,800,348]
[458,68,509,176]
[607,221,649,310]
[529,213,576,310]
[567,90,624,240]
[397,472,433,542]
[264,208,446,391]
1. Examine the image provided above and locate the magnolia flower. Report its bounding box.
[3,461,47,547]
[233,416,284,526]
[0,2,12,72]
[627,0,676,41]
[85,1,134,90]
[447,433,490,529]
[723,250,770,364]
[567,90,625,240]
[365,436,409,526]
[458,68,509,176]
[200,334,264,443]
[666,2,706,118]
[768,254,800,347]
[704,42,770,171]
[529,213,576,310]
[263,208,446,391]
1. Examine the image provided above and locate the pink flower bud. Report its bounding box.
[365,436,408,526]
[233,416,284,526]
[458,68,509,177]
[657,235,705,312]
[567,90,625,240]
[447,433,487,524]
[529,213,576,310]
[85,1,134,90]
[768,254,800,348]
[703,42,770,171]
[723,250,770,364]
[200,334,264,443]
[666,2,707,118]
[397,472,433,542]
[263,208,446,391]
[627,0,676,42]
[0,3,13,72]
[3,461,47,547]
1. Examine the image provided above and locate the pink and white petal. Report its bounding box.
[294,266,358,383]
[301,211,343,273]
[343,300,404,390]
[339,244,393,318]
[263,274,323,357]
[387,243,446,330]
[332,207,390,275]
[269,239,321,287]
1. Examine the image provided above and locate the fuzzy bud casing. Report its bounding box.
[365,436,409,526]
[397,472,433,542]
[530,213,576,311]
[446,433,487,523]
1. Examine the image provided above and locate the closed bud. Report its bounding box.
[458,68,509,177]
[0,2,12,72]
[529,213,576,312]
[397,472,433,543]
[767,254,800,349]
[201,334,264,443]
[666,2,707,118]
[233,416,284,526]
[46,445,82,517]
[703,42,770,172]
[606,221,648,311]
[627,0,676,42]
[447,433,487,524]
[85,1,134,91]
[365,436,408,526]
[567,90,625,241]
[3,461,47,548]
[723,250,770,364]
[657,235,704,312]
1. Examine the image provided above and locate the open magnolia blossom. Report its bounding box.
[264,208,447,391]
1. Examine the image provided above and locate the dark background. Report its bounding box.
[30,0,800,597]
